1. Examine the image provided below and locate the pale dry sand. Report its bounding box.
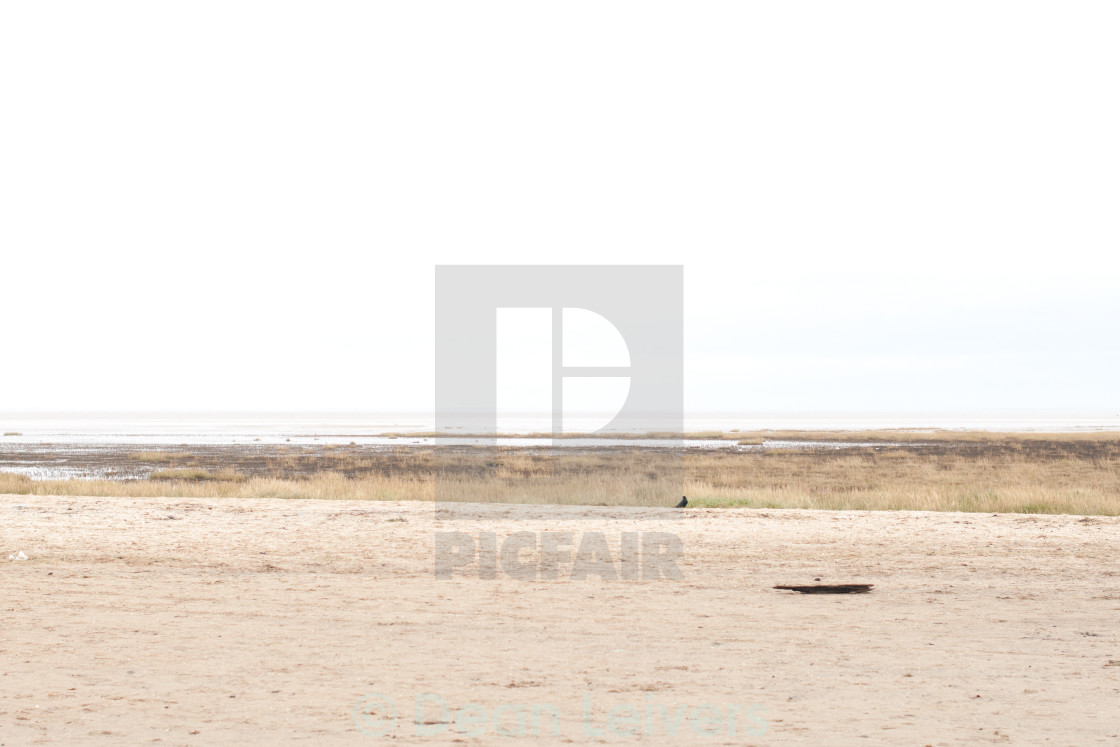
[2,495,1119,745]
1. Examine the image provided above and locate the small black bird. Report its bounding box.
[675,495,688,508]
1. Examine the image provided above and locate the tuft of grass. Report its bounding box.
[3,432,22,437]
[0,473,32,493]
[149,468,244,482]
[150,468,214,481]
[129,451,195,463]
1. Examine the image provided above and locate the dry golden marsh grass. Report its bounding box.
[2,431,1119,515]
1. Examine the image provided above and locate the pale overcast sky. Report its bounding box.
[2,2,1117,414]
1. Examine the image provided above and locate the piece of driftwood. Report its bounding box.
[774,584,873,594]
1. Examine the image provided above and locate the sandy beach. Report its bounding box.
[3,496,1119,745]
